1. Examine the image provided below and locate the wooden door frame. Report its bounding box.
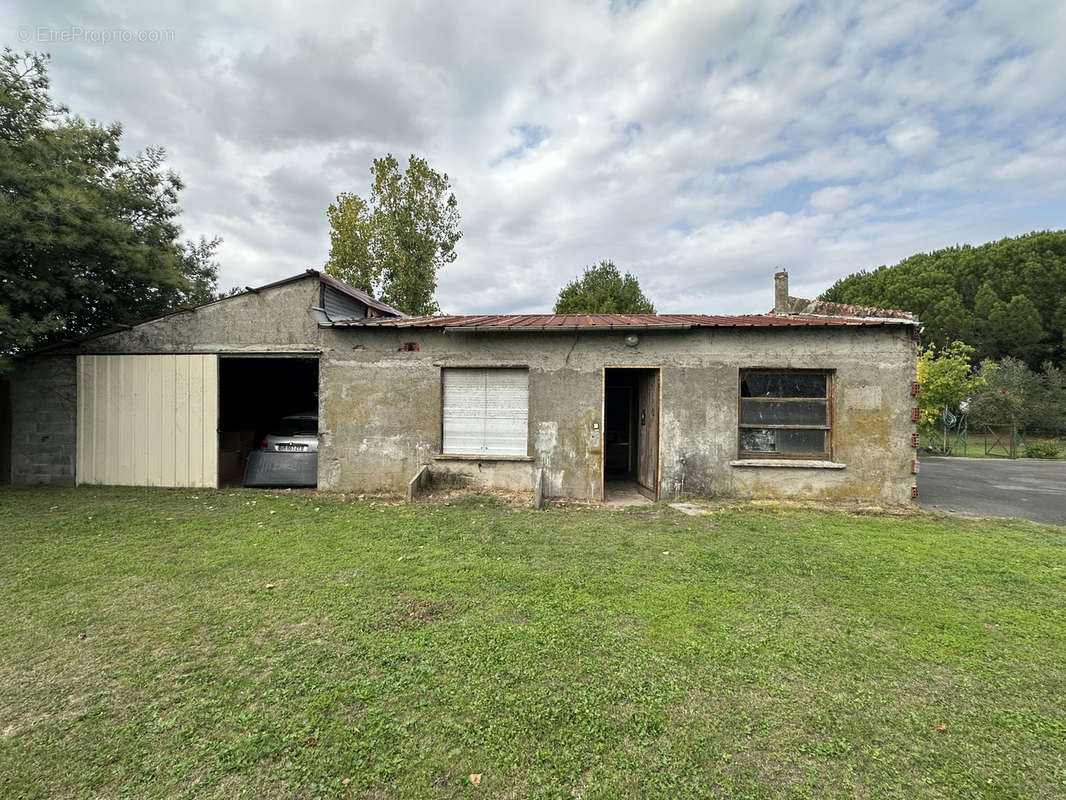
[601,366,662,502]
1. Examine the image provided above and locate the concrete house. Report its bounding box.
[3,270,920,503]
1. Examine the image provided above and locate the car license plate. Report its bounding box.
[276,444,307,452]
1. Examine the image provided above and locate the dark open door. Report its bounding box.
[603,367,660,502]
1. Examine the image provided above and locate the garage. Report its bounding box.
[6,270,400,488]
[74,353,320,489]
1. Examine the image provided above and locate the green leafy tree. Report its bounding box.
[967,360,1026,430]
[0,50,220,368]
[917,341,986,450]
[325,154,461,316]
[554,261,656,314]
[969,357,1066,437]
[819,231,1066,366]
[1036,363,1066,437]
[973,281,1000,320]
[987,295,1044,362]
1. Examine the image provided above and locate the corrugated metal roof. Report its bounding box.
[328,312,912,330]
[314,271,404,317]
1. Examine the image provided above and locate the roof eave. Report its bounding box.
[442,323,693,333]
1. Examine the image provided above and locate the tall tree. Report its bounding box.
[554,261,656,314]
[819,230,1066,366]
[987,295,1044,362]
[325,154,461,316]
[916,340,986,451]
[0,50,219,367]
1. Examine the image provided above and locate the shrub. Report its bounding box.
[1024,441,1062,459]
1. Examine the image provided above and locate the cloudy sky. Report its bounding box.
[6,0,1066,314]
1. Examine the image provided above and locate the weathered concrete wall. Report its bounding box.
[10,356,77,484]
[432,457,537,491]
[10,276,326,485]
[318,324,918,502]
[72,278,324,355]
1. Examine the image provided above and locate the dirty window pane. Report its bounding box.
[741,372,826,398]
[776,428,827,453]
[738,370,832,458]
[739,428,776,452]
[740,400,827,426]
[739,428,826,454]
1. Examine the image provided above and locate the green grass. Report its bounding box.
[1,487,1064,799]
[924,434,1066,459]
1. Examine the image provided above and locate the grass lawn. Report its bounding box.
[1,488,1064,799]
[923,434,1066,459]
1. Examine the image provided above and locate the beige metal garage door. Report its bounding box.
[77,354,218,487]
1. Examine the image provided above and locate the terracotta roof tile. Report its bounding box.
[782,296,917,321]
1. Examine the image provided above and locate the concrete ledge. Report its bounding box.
[407,464,431,502]
[533,468,545,510]
[730,459,846,469]
[434,453,535,462]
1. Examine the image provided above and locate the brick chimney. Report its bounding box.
[774,270,789,314]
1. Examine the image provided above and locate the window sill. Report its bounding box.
[730,459,845,469]
[434,454,534,462]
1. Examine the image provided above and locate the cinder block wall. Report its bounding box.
[10,356,77,484]
[74,280,324,354]
[318,325,917,502]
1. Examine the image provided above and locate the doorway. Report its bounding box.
[603,367,660,502]
[217,356,319,487]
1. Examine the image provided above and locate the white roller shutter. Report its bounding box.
[77,354,218,487]
[442,368,528,456]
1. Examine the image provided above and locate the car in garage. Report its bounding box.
[243,413,319,488]
[262,413,319,453]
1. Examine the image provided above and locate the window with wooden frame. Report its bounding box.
[738,370,833,459]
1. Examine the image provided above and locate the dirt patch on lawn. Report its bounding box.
[416,487,535,508]
[375,596,453,631]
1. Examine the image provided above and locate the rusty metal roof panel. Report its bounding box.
[328,312,908,330]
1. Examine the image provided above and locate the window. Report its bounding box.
[738,370,832,459]
[442,368,528,456]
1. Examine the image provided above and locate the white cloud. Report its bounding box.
[885,121,940,155]
[3,0,1066,314]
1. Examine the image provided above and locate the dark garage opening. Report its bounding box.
[218,356,319,487]
[604,367,660,502]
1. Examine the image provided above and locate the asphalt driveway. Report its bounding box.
[918,456,1066,526]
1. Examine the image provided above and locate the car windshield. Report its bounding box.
[275,418,317,437]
